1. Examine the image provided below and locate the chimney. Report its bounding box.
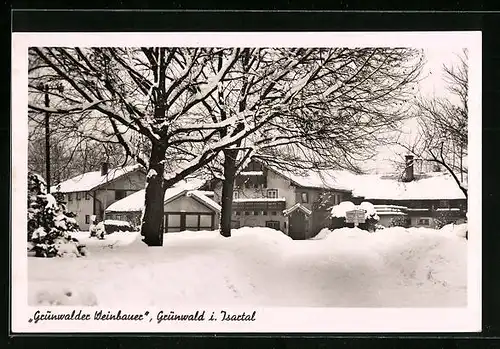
[101,162,109,176]
[404,155,414,182]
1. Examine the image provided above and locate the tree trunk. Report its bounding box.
[141,142,167,246]
[220,149,238,238]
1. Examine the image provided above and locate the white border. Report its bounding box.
[11,31,482,333]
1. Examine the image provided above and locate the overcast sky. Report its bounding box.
[363,47,467,174]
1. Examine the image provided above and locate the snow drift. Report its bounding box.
[28,225,467,308]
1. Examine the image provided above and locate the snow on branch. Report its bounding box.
[28,100,105,114]
[172,115,239,133]
[179,49,241,115]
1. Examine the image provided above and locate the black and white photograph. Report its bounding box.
[12,31,481,333]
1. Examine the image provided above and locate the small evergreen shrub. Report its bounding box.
[389,215,411,228]
[27,172,87,258]
[433,211,459,229]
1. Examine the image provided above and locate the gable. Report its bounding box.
[165,195,215,213]
[100,170,146,191]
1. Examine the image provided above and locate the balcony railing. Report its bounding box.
[233,197,286,211]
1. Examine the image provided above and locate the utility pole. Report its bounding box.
[44,84,51,193]
[36,82,64,193]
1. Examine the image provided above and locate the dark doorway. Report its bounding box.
[289,210,307,240]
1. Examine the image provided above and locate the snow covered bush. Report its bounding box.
[433,211,460,229]
[27,172,87,258]
[89,215,106,239]
[389,215,411,228]
[90,222,106,239]
[330,201,356,229]
[358,202,380,232]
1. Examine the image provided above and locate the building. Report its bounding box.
[51,163,146,230]
[62,156,465,236]
[208,160,352,240]
[207,157,467,238]
[348,156,467,229]
[105,178,221,233]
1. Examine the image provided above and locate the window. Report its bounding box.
[85,215,90,224]
[199,215,213,230]
[267,189,278,199]
[186,215,198,228]
[235,211,241,216]
[166,214,181,232]
[244,211,250,216]
[246,161,263,172]
[253,211,259,216]
[115,190,126,201]
[301,192,309,203]
[418,218,430,226]
[233,191,239,199]
[76,192,81,200]
[271,211,277,216]
[67,193,72,201]
[85,192,90,200]
[266,221,280,230]
[262,211,268,216]
[165,213,214,233]
[116,214,122,221]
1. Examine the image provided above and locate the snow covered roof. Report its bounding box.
[187,191,221,213]
[105,189,144,212]
[283,203,312,216]
[194,190,215,197]
[52,164,144,193]
[266,165,465,201]
[239,171,264,176]
[105,178,209,213]
[341,172,467,201]
[270,168,353,191]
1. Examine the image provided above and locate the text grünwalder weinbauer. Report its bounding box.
[30,309,257,324]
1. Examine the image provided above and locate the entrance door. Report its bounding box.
[288,210,307,240]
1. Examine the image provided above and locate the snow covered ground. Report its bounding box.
[28,225,467,308]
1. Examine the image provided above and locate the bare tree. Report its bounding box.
[28,110,128,183]
[200,48,424,237]
[399,49,468,198]
[29,47,311,245]
[28,46,424,243]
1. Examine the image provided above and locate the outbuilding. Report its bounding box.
[105,179,221,233]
